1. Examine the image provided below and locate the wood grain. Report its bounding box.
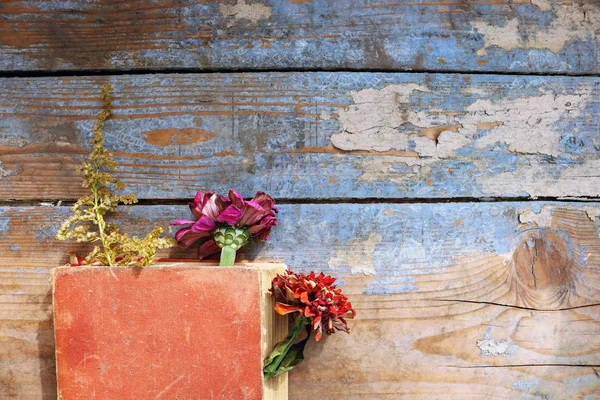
[0,0,598,74]
[1,72,599,201]
[1,202,600,398]
[3,2,598,400]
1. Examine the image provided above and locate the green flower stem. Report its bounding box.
[219,245,237,267]
[214,226,249,267]
[263,315,311,379]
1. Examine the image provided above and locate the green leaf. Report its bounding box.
[263,336,293,369]
[263,316,311,379]
[264,335,309,378]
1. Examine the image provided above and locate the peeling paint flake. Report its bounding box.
[477,339,514,357]
[473,4,600,55]
[0,211,9,235]
[330,84,429,152]
[0,136,29,148]
[0,160,11,178]
[467,91,589,157]
[432,130,472,158]
[219,0,272,27]
[512,379,535,393]
[581,207,600,221]
[479,159,600,198]
[531,0,552,11]
[331,80,589,162]
[472,19,522,56]
[520,205,600,227]
[519,207,553,227]
[328,232,381,275]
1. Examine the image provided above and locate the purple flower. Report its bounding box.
[171,190,278,259]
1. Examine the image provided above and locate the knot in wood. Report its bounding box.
[511,228,574,309]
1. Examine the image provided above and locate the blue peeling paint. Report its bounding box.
[363,278,418,295]
[512,380,535,393]
[2,1,599,72]
[3,72,597,200]
[0,210,9,238]
[578,246,588,266]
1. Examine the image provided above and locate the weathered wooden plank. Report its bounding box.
[0,0,598,74]
[1,202,600,398]
[1,72,599,201]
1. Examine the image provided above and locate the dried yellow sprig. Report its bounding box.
[56,83,175,267]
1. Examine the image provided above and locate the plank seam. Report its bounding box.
[0,67,599,79]
[2,196,600,207]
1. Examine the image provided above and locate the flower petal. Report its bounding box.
[193,190,204,203]
[274,303,302,315]
[300,291,309,304]
[191,216,217,232]
[216,204,242,225]
[215,194,230,210]
[247,215,276,234]
[202,193,221,220]
[174,226,192,242]
[237,201,267,227]
[190,190,213,219]
[251,191,271,206]
[314,326,323,342]
[176,229,210,247]
[312,315,323,341]
[303,306,315,318]
[170,219,196,226]
[285,286,296,302]
[248,215,277,241]
[197,239,221,259]
[228,190,245,208]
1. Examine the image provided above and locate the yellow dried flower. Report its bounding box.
[56,83,175,267]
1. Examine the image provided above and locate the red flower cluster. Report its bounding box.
[271,271,356,341]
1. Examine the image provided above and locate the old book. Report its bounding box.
[52,262,288,400]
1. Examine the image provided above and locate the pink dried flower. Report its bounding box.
[171,190,278,264]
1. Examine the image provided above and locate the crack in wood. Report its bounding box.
[449,364,600,369]
[431,298,600,312]
[531,242,538,290]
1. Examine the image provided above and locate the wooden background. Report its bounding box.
[1,0,600,398]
